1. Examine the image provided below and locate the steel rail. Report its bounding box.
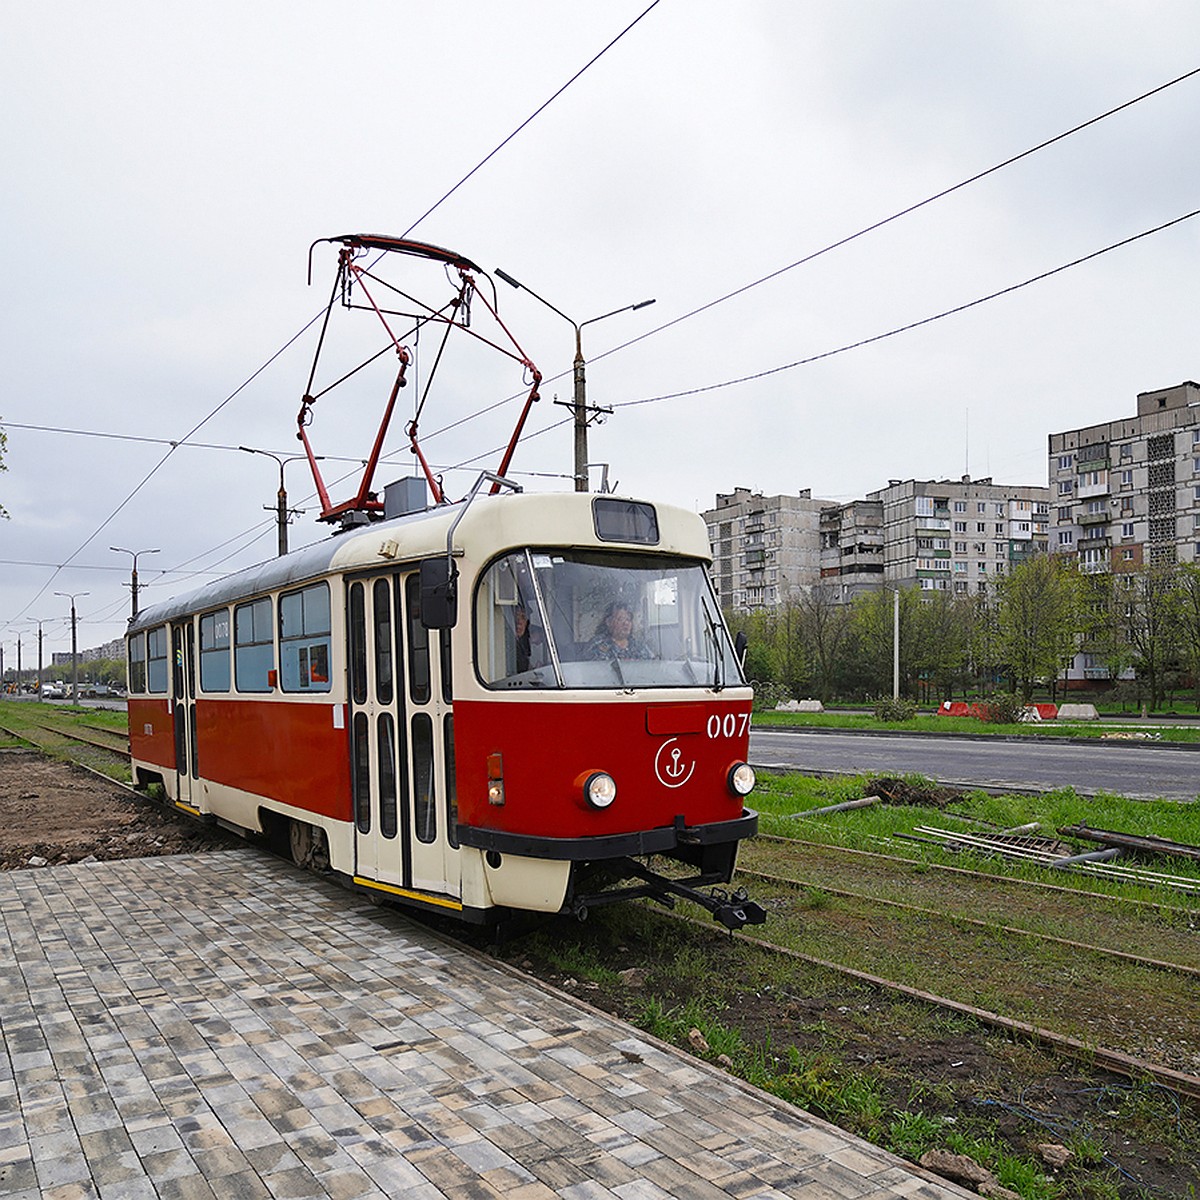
[737,865,1200,980]
[753,833,1197,914]
[0,716,129,756]
[671,907,1200,1104]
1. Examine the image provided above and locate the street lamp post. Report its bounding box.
[494,270,654,492]
[54,592,89,703]
[240,448,318,555]
[110,546,160,620]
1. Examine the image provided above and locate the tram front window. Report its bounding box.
[475,549,743,690]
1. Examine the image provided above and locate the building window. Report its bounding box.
[977,523,987,533]
[1058,455,1073,469]
[953,521,966,533]
[995,523,1005,534]
[995,543,1006,556]
[977,562,987,573]
[1120,470,1133,488]
[1123,548,1135,561]
[1058,481,1073,495]
[1121,523,1135,538]
[954,561,967,573]
[954,541,967,553]
[1058,531,1074,546]
[1119,444,1132,459]
[1057,507,1072,521]
[915,496,934,517]
[977,502,987,513]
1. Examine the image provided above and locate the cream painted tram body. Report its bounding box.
[127,490,759,925]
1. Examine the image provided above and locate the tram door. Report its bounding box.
[171,621,197,808]
[348,571,459,901]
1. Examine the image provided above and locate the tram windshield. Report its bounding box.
[475,549,744,690]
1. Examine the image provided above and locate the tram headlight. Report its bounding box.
[727,762,756,798]
[581,771,617,810]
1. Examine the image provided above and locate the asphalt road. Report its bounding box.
[749,727,1200,801]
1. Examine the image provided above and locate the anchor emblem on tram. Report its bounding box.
[654,737,696,789]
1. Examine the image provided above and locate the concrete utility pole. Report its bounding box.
[494,269,654,492]
[892,588,900,701]
[111,546,160,619]
[55,592,89,703]
[239,448,317,556]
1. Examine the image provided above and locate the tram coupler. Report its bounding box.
[617,859,766,931]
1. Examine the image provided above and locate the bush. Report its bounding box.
[978,692,1024,724]
[873,697,917,722]
[751,681,792,712]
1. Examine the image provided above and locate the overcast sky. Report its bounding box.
[3,1,1199,664]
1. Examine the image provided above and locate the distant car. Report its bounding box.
[41,683,67,699]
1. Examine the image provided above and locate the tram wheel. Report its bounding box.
[287,820,331,872]
[289,820,314,867]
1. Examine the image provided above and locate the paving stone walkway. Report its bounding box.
[0,849,970,1199]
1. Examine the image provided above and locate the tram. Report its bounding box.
[125,235,763,928]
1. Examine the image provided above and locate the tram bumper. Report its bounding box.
[455,807,758,862]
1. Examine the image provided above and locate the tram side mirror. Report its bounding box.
[734,630,748,667]
[420,557,458,629]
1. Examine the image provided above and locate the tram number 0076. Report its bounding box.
[707,712,752,739]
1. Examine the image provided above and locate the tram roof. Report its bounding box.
[128,491,710,634]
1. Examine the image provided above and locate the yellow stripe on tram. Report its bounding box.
[352,877,464,912]
[174,800,201,816]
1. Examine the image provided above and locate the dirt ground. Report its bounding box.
[0,749,235,870]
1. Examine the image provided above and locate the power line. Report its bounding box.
[399,1,664,237]
[4,6,664,626]
[609,206,1200,410]
[592,65,1200,369]
[395,65,1200,458]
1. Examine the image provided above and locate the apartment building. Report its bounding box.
[855,476,1049,597]
[703,488,831,610]
[817,498,884,602]
[1048,381,1200,575]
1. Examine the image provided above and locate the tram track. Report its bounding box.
[718,835,1200,1097]
[659,906,1200,1103]
[0,716,131,759]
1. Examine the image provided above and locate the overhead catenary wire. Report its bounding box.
[608,206,1200,410]
[3,7,658,631]
[6,61,1197,636]
[409,65,1200,445]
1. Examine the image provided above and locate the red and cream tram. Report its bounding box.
[126,485,763,927]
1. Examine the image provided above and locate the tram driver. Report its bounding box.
[586,601,656,661]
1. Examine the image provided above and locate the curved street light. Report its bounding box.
[495,269,654,492]
[110,546,160,620]
[53,591,90,703]
[240,447,321,555]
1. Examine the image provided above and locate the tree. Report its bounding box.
[795,584,852,703]
[909,590,973,702]
[1078,571,1135,690]
[1176,565,1200,709]
[849,586,923,699]
[996,555,1081,702]
[1122,566,1181,711]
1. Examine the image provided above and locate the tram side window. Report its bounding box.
[128,634,147,694]
[147,627,169,694]
[199,609,231,692]
[279,583,331,693]
[234,598,274,692]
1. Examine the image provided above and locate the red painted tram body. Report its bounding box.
[127,489,759,924]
